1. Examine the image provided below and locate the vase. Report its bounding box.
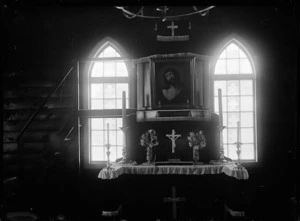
[146,145,153,164]
[193,145,200,164]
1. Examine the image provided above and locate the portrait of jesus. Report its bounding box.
[158,68,189,106]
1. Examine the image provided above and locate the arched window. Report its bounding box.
[213,38,257,162]
[80,38,130,166]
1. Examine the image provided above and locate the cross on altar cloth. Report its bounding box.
[163,186,185,220]
[166,129,181,153]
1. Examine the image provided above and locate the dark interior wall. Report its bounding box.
[3,2,298,209]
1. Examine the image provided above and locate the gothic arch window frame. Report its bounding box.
[79,37,133,169]
[212,34,257,162]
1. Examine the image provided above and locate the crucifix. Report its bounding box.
[166,129,181,153]
[163,186,185,220]
[167,21,178,37]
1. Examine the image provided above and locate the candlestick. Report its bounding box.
[106,123,112,170]
[235,121,243,169]
[122,91,126,126]
[146,94,150,108]
[218,89,223,127]
[217,88,226,162]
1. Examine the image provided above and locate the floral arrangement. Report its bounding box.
[140,129,159,148]
[187,130,206,149]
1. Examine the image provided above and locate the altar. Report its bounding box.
[98,163,249,220]
[97,53,250,220]
[98,162,249,180]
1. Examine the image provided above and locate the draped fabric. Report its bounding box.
[98,162,249,180]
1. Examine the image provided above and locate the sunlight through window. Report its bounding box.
[89,42,129,162]
[214,41,256,161]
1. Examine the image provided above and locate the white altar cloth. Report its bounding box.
[98,162,249,180]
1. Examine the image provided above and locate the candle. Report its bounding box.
[237,121,240,143]
[122,91,126,126]
[107,123,110,144]
[218,89,223,127]
[146,94,150,107]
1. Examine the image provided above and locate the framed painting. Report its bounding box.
[152,57,193,109]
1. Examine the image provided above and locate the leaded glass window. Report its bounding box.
[89,43,129,162]
[213,41,256,161]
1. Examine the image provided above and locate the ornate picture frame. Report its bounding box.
[152,57,193,109]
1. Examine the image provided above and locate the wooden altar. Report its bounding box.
[98,163,249,220]
[98,162,249,180]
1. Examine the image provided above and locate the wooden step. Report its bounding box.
[3,142,18,153]
[3,142,47,154]
[3,86,74,99]
[3,97,74,110]
[3,119,66,132]
[3,153,44,165]
[3,164,19,178]
[3,131,51,143]
[18,79,57,87]
[3,107,72,121]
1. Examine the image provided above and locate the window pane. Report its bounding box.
[104,118,117,129]
[117,118,123,128]
[91,62,103,77]
[116,61,128,77]
[91,99,103,109]
[227,96,239,111]
[215,60,226,74]
[91,118,104,130]
[227,144,238,160]
[214,81,227,96]
[91,146,105,161]
[223,112,228,127]
[222,128,228,144]
[226,43,239,58]
[240,59,252,74]
[241,96,253,111]
[90,117,123,162]
[239,49,247,58]
[219,50,226,58]
[91,131,104,146]
[241,144,255,160]
[240,80,253,95]
[227,59,239,74]
[241,128,254,143]
[241,112,253,127]
[109,130,117,145]
[103,61,116,77]
[228,128,238,144]
[116,131,123,145]
[104,99,116,109]
[109,146,117,162]
[116,99,122,109]
[228,112,240,127]
[227,80,239,95]
[104,84,116,98]
[91,84,103,98]
[102,46,119,57]
[116,84,129,99]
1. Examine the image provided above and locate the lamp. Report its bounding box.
[115,6,215,21]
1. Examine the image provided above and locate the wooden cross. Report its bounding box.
[167,21,178,37]
[163,186,185,220]
[166,129,181,153]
